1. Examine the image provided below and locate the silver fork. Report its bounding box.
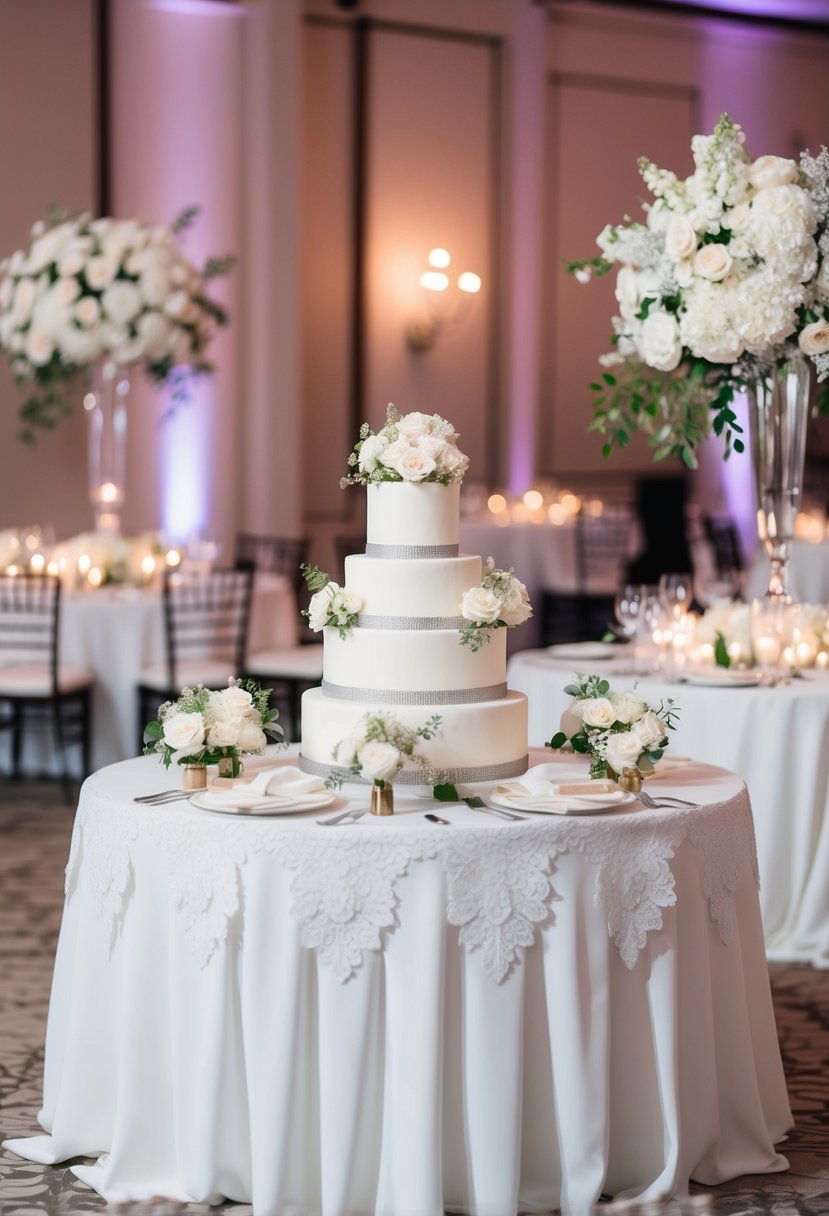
[459,791,525,821]
[634,788,700,809]
[133,791,193,804]
[316,809,368,827]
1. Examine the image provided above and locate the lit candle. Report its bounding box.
[88,566,103,588]
[796,640,816,668]
[141,555,156,578]
[165,548,181,568]
[523,489,543,512]
[77,553,91,576]
[817,651,829,669]
[487,493,506,515]
[782,645,795,667]
[699,642,715,665]
[30,553,45,573]
[46,560,60,577]
[754,635,780,668]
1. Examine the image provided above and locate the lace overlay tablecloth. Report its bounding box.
[68,761,757,982]
[5,750,790,1216]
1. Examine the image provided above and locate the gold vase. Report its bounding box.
[182,764,208,791]
[370,783,394,816]
[218,755,243,779]
[617,766,644,793]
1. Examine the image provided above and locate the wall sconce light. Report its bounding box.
[406,247,482,353]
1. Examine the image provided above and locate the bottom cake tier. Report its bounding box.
[299,687,529,784]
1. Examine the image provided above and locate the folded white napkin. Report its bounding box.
[494,763,628,814]
[245,766,326,797]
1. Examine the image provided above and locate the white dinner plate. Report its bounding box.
[680,669,763,688]
[188,790,336,816]
[546,642,621,662]
[489,789,636,816]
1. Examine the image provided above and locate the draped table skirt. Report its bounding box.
[4,750,791,1216]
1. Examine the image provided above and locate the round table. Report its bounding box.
[508,650,829,968]
[4,748,790,1216]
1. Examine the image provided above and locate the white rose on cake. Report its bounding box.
[393,447,438,482]
[308,583,338,632]
[498,576,532,626]
[358,433,388,473]
[461,587,502,625]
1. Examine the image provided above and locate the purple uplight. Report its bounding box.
[653,0,829,20]
[160,379,212,541]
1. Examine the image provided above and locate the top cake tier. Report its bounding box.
[365,482,459,554]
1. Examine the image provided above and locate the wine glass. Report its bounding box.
[658,573,694,620]
[613,583,647,640]
[693,565,742,609]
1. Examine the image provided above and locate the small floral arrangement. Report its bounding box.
[301,562,363,638]
[568,114,829,466]
[0,206,234,441]
[341,403,469,487]
[459,558,533,651]
[331,711,443,788]
[547,674,679,781]
[143,678,284,777]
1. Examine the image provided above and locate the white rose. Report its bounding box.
[163,289,191,320]
[335,731,365,766]
[358,433,387,472]
[74,296,101,327]
[632,711,666,751]
[0,277,13,309]
[24,327,54,366]
[665,216,698,261]
[11,278,36,325]
[609,691,647,725]
[580,697,616,729]
[603,730,644,776]
[461,586,502,625]
[694,244,732,282]
[394,448,437,482]
[85,255,118,290]
[640,311,682,371]
[378,437,411,468]
[435,443,468,478]
[102,280,142,326]
[396,411,433,440]
[237,721,267,752]
[747,155,798,191]
[675,259,695,289]
[498,578,532,626]
[615,266,641,322]
[136,311,171,360]
[799,320,829,356]
[161,710,205,751]
[207,720,240,748]
[60,326,103,364]
[211,685,254,722]
[727,202,751,233]
[308,583,336,631]
[334,588,362,617]
[57,251,85,278]
[358,740,401,783]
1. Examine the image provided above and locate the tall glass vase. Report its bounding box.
[85,359,131,535]
[746,356,811,601]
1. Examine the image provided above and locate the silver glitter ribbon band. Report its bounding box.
[321,679,507,705]
[364,543,459,559]
[299,754,529,786]
[356,614,464,631]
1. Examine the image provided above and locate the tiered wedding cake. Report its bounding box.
[298,410,530,785]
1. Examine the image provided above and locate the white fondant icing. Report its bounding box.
[366,482,460,548]
[323,626,506,692]
[300,687,528,773]
[345,554,482,618]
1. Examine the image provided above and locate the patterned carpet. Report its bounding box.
[1,781,828,1216]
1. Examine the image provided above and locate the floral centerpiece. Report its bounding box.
[300,563,363,637]
[459,559,533,650]
[547,674,679,782]
[0,205,233,441]
[341,403,469,487]
[331,711,443,813]
[568,114,829,465]
[143,678,284,781]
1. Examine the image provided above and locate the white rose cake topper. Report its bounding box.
[0,204,234,441]
[547,673,679,782]
[341,402,469,486]
[566,114,829,466]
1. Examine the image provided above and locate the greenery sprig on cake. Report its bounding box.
[341,403,469,487]
[459,558,533,651]
[330,710,443,788]
[300,562,363,638]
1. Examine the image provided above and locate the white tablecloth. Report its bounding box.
[508,650,829,968]
[746,538,829,602]
[3,573,297,774]
[5,747,790,1215]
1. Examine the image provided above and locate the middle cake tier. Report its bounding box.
[344,553,482,619]
[322,624,507,699]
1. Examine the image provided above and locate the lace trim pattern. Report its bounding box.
[67,779,758,983]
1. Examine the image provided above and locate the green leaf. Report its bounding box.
[597,679,610,695]
[547,732,567,750]
[571,734,589,754]
[601,372,617,386]
[433,782,460,802]
[143,720,162,742]
[714,632,731,668]
[563,683,581,697]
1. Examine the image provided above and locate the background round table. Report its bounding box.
[4,747,790,1215]
[508,650,829,968]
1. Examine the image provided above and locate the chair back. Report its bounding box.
[235,533,309,602]
[163,566,254,691]
[702,514,745,573]
[576,509,636,594]
[0,574,60,690]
